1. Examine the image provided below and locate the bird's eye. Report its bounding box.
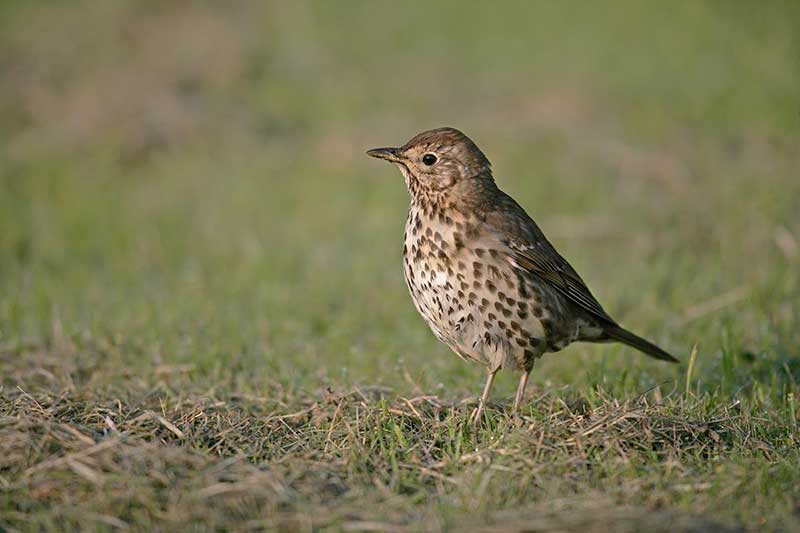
[422,153,437,166]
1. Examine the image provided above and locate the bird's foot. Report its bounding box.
[469,404,485,428]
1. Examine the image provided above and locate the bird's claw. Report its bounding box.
[469,404,485,428]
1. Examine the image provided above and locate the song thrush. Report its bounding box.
[367,127,677,424]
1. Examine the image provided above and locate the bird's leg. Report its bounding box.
[470,368,498,427]
[512,370,531,425]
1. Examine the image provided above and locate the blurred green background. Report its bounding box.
[1,0,799,400]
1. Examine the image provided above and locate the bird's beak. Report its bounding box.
[366,147,401,163]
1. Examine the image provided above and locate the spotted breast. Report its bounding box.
[402,197,577,374]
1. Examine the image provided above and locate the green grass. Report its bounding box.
[1,1,799,530]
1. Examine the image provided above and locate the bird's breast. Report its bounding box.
[402,207,458,328]
[400,204,577,371]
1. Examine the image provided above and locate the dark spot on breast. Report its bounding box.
[515,337,527,347]
[474,248,485,258]
[533,305,544,318]
[518,284,530,299]
[498,321,506,330]
[486,281,497,293]
[488,249,499,258]
[502,308,512,317]
[434,231,442,242]
[510,321,520,331]
[473,280,482,289]
[425,227,432,237]
[518,310,529,319]
[457,261,466,271]
[483,321,492,329]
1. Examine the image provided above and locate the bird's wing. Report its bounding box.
[483,195,618,326]
[507,240,616,324]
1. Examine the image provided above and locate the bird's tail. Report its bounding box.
[604,325,678,363]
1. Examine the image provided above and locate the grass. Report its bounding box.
[3,381,795,531]
[1,1,799,530]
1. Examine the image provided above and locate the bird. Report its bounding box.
[367,127,678,425]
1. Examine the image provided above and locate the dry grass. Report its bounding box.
[1,352,795,531]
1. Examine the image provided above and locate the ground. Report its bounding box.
[1,1,799,531]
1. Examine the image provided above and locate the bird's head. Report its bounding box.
[367,127,492,195]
